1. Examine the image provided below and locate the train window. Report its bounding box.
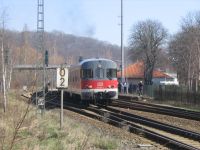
[106,69,117,79]
[82,69,93,79]
[95,68,104,79]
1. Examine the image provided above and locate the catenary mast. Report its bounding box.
[37,0,46,113]
[121,0,125,83]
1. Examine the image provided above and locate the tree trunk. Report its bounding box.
[8,65,13,89]
[1,40,7,112]
[188,52,192,91]
[195,78,198,92]
[144,58,154,85]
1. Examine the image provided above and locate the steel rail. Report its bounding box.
[118,96,200,116]
[45,99,200,150]
[114,99,200,121]
[88,105,200,141]
[87,105,200,150]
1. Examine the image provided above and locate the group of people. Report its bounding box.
[119,81,129,94]
[118,80,143,96]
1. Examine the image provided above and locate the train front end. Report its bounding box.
[80,58,118,103]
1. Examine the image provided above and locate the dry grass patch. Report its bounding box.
[1,91,168,150]
[0,91,122,150]
[93,136,118,149]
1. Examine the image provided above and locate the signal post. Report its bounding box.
[56,65,68,129]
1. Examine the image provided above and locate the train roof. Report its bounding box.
[79,58,116,65]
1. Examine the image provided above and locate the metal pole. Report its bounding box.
[60,89,63,129]
[37,0,45,114]
[121,0,125,83]
[42,0,46,112]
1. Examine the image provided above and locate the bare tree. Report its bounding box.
[0,10,8,112]
[129,20,168,85]
[20,24,29,64]
[169,11,200,91]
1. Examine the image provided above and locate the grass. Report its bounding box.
[94,137,118,150]
[0,91,125,150]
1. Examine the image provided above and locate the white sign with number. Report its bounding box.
[56,67,68,89]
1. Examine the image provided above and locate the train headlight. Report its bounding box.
[84,85,93,89]
[88,85,92,89]
[108,85,115,88]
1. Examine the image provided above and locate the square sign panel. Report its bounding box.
[56,67,68,89]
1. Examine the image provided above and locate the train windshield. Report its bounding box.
[106,68,117,79]
[82,69,93,79]
[95,68,104,79]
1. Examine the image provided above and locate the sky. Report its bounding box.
[0,0,199,46]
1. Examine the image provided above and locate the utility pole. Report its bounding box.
[37,0,46,114]
[121,0,125,83]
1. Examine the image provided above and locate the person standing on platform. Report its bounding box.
[138,81,143,96]
[121,82,124,93]
[118,82,121,93]
[124,81,127,94]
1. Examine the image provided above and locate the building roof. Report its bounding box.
[79,58,115,65]
[117,61,172,79]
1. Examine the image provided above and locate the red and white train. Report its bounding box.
[67,58,118,104]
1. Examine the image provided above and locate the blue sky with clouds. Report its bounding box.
[0,0,199,46]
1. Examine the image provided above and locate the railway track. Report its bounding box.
[70,104,200,149]
[102,106,200,146]
[114,98,200,121]
[23,91,200,149]
[45,100,200,149]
